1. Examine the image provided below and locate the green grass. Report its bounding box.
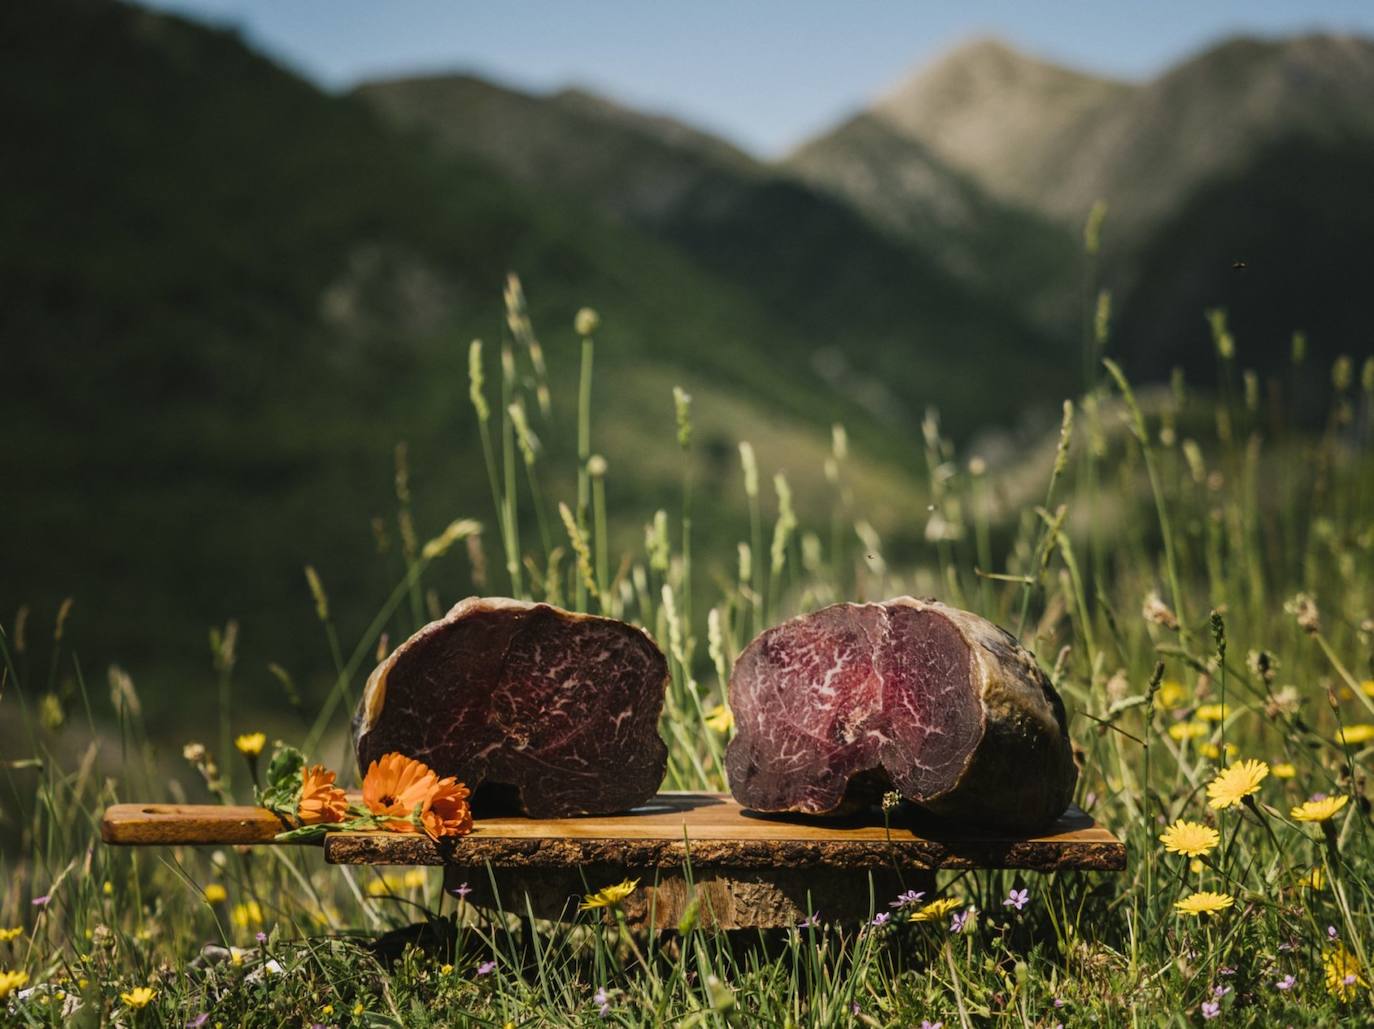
[3,269,1373,1025]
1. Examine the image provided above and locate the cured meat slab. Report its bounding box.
[725,598,1077,830]
[354,597,669,818]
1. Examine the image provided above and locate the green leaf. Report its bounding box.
[256,743,306,818]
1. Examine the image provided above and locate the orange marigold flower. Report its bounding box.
[299,764,350,825]
[422,777,474,839]
[362,753,438,833]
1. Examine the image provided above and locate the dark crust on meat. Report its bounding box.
[917,628,1077,830]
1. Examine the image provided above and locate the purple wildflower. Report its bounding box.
[186,1016,210,1029]
[31,895,50,907]
[851,1001,861,1015]
[798,912,820,929]
[870,912,890,927]
[1344,974,1358,987]
[449,882,472,900]
[255,931,267,944]
[476,960,497,977]
[1218,966,1236,977]
[1213,985,1231,999]
[1201,1000,1220,1019]
[889,889,925,909]
[1003,888,1030,911]
[1053,998,1065,1008]
[1328,925,1339,940]
[594,987,610,1017]
[950,907,975,934]
[920,1021,944,1029]
[1276,975,1296,991]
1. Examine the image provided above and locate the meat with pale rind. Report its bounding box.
[725,597,1077,831]
[354,597,669,818]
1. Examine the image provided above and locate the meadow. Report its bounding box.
[2,276,1373,1026]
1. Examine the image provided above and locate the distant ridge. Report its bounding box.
[356,72,1074,430]
[866,36,1132,218]
[800,32,1374,233]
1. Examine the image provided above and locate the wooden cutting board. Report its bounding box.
[102,792,1123,927]
[102,791,1124,870]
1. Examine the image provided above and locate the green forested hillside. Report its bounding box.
[356,74,1077,425]
[0,0,926,723]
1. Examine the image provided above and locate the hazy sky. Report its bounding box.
[143,1,1374,155]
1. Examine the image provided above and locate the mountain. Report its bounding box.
[794,33,1374,383]
[356,74,1078,430]
[821,33,1374,234]
[864,37,1132,222]
[0,0,922,721]
[783,112,1081,333]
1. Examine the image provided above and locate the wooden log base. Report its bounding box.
[441,864,938,930]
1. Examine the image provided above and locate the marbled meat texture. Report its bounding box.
[725,597,1077,831]
[354,598,669,818]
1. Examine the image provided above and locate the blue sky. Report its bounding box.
[143,1,1374,155]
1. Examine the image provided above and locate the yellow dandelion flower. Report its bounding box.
[704,704,734,734]
[229,900,263,928]
[1168,720,1209,741]
[0,970,30,1000]
[354,1003,365,1016]
[366,873,406,897]
[1189,858,1205,874]
[439,964,453,975]
[234,732,267,757]
[1200,741,1238,761]
[0,927,21,943]
[1291,794,1349,822]
[1206,759,1268,809]
[1324,945,1368,1001]
[580,878,639,911]
[321,1005,334,1017]
[1154,679,1188,710]
[1195,703,1230,722]
[120,985,157,1009]
[908,897,964,923]
[102,881,113,897]
[1336,724,1374,746]
[1159,820,1220,857]
[1272,762,1296,779]
[1174,891,1234,917]
[203,883,227,905]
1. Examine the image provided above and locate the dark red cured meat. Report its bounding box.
[354,598,669,818]
[725,597,1077,831]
